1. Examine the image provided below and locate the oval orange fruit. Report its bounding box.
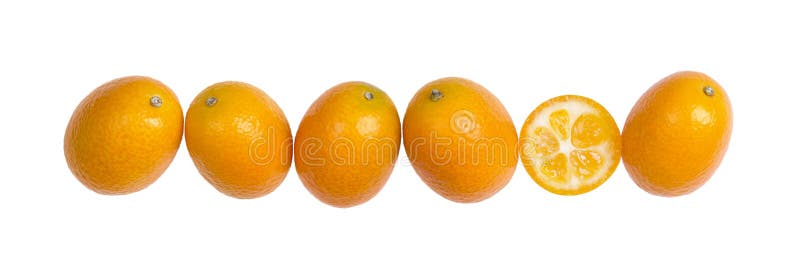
[403,77,518,203]
[185,81,293,199]
[294,81,401,208]
[520,95,621,195]
[64,76,184,195]
[622,71,733,196]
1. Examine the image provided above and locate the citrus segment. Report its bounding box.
[570,150,604,181]
[541,153,568,184]
[572,113,611,148]
[549,109,570,141]
[530,127,560,157]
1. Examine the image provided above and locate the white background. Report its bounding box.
[1,0,798,274]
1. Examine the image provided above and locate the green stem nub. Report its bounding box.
[150,96,162,107]
[206,97,218,106]
[430,89,443,102]
[703,86,714,97]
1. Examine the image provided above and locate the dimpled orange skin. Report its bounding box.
[64,76,184,195]
[295,82,400,208]
[185,82,293,199]
[403,77,518,203]
[622,71,733,197]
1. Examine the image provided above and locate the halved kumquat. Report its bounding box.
[520,95,621,195]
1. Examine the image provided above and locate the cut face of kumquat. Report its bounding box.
[519,95,621,195]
